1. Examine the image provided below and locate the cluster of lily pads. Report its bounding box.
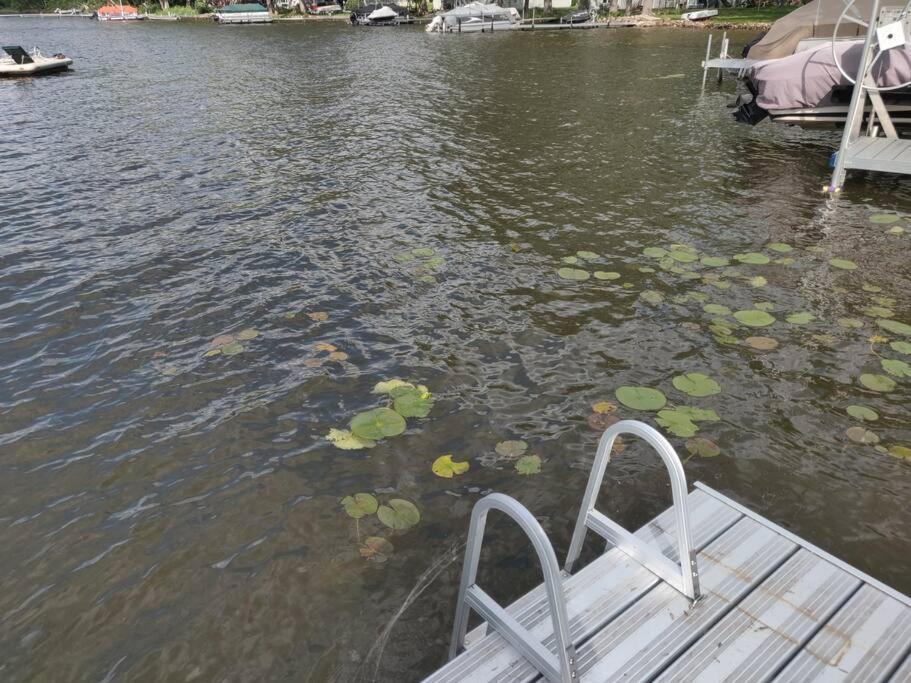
[203,328,259,358]
[394,247,444,284]
[476,439,542,474]
[302,341,349,369]
[556,250,621,282]
[339,492,421,562]
[283,310,329,322]
[326,379,434,450]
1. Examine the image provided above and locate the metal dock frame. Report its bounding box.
[830,0,911,191]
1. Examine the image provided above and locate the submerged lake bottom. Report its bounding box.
[1,16,910,682]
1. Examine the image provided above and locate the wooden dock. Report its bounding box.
[423,421,911,682]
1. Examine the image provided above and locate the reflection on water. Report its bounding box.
[0,17,910,681]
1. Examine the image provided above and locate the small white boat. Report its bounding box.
[367,5,397,22]
[681,8,717,21]
[0,46,72,77]
[426,2,520,33]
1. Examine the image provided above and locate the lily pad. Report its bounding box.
[587,412,620,431]
[315,342,338,352]
[495,440,528,459]
[733,252,770,265]
[515,455,542,475]
[748,276,768,288]
[864,306,894,319]
[775,257,796,265]
[677,406,720,422]
[562,256,579,265]
[412,247,435,257]
[592,401,617,414]
[672,372,721,397]
[221,342,244,356]
[211,334,234,347]
[328,351,349,361]
[685,437,720,458]
[754,302,775,312]
[308,311,329,322]
[643,247,667,258]
[846,426,879,445]
[846,405,878,421]
[341,493,378,519]
[869,214,900,224]
[432,454,469,478]
[373,379,414,395]
[767,243,792,253]
[593,271,621,280]
[640,290,664,305]
[859,373,897,392]
[891,341,911,354]
[837,318,864,329]
[887,226,905,235]
[889,445,911,459]
[734,310,776,327]
[203,348,222,358]
[878,319,911,336]
[350,408,407,441]
[237,328,258,341]
[615,386,667,411]
[882,358,911,377]
[360,536,394,562]
[828,258,857,270]
[392,389,434,418]
[558,267,590,281]
[862,283,883,293]
[577,250,599,260]
[703,304,731,316]
[669,250,698,263]
[786,312,815,325]
[656,409,699,437]
[327,428,377,450]
[377,499,420,530]
[701,256,729,267]
[745,336,779,350]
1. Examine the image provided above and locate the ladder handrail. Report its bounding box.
[564,420,701,601]
[448,493,575,683]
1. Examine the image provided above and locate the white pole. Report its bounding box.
[701,33,712,90]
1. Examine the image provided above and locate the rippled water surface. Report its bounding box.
[2,17,911,681]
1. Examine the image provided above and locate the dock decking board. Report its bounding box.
[423,484,911,683]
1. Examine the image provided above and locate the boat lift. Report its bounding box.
[423,420,911,682]
[829,0,911,191]
[701,31,757,89]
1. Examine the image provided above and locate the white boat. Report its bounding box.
[0,46,72,77]
[681,8,717,21]
[349,3,409,25]
[426,2,520,33]
[367,5,397,21]
[214,3,273,23]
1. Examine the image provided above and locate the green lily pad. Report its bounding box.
[700,256,729,267]
[220,342,244,356]
[327,428,376,450]
[668,250,698,263]
[640,290,664,305]
[754,302,775,312]
[577,250,599,260]
[350,408,407,441]
[639,267,656,274]
[394,251,416,263]
[495,440,527,459]
[873,296,897,307]
[862,283,883,292]
[859,373,897,392]
[775,257,796,265]
[828,258,857,270]
[846,405,879,421]
[432,454,469,478]
[703,304,731,316]
[558,267,590,281]
[372,379,413,395]
[685,437,720,458]
[745,336,778,350]
[656,409,699,437]
[392,388,434,418]
[767,243,793,253]
[615,386,667,411]
[341,493,378,519]
[734,310,776,327]
[786,312,815,325]
[593,271,621,280]
[882,358,911,377]
[891,341,911,354]
[377,499,420,529]
[677,406,720,422]
[714,334,739,345]
[643,247,667,258]
[748,276,768,288]
[562,256,579,265]
[877,319,911,336]
[237,328,258,341]
[515,454,542,475]
[864,306,894,319]
[889,445,911,459]
[838,318,864,329]
[733,252,770,265]
[869,214,900,224]
[846,426,879,444]
[672,372,721,397]
[203,348,222,358]
[412,247,435,257]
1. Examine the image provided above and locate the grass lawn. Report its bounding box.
[655,5,794,24]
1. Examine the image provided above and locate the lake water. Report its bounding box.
[1,16,910,681]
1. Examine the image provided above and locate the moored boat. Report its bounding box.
[214,3,273,23]
[426,2,520,33]
[349,3,411,25]
[0,46,72,77]
[681,8,717,21]
[93,4,146,20]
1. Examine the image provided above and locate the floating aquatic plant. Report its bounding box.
[495,440,527,459]
[882,359,911,377]
[341,493,378,519]
[878,319,911,336]
[327,428,376,450]
[360,536,394,562]
[785,312,815,325]
[577,250,599,260]
[615,386,667,411]
[846,405,878,421]
[733,253,770,265]
[889,445,911,459]
[656,410,699,437]
[859,373,897,392]
[351,408,406,441]
[640,290,664,305]
[745,336,778,350]
[734,310,776,327]
[892,341,911,354]
[392,388,434,418]
[515,455,542,475]
[308,311,329,322]
[703,304,731,316]
[593,271,620,280]
[828,258,857,270]
[767,243,793,253]
[237,328,258,341]
[869,214,900,224]
[377,499,420,529]
[558,267,590,281]
[700,256,729,267]
[846,427,879,445]
[672,372,721,397]
[592,401,617,414]
[685,437,720,458]
[432,454,469,479]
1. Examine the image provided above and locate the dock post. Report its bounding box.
[701,33,712,90]
[718,31,727,83]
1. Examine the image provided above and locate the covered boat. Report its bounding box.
[214,3,273,23]
[425,2,520,33]
[0,46,72,77]
[94,3,145,20]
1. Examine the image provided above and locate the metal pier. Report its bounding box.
[423,421,911,683]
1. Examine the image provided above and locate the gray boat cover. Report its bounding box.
[748,40,911,110]
[748,0,872,61]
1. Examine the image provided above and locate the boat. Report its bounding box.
[93,3,146,20]
[559,9,594,24]
[0,46,72,77]
[425,2,521,33]
[681,8,717,21]
[349,3,411,25]
[53,7,79,14]
[214,3,273,23]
